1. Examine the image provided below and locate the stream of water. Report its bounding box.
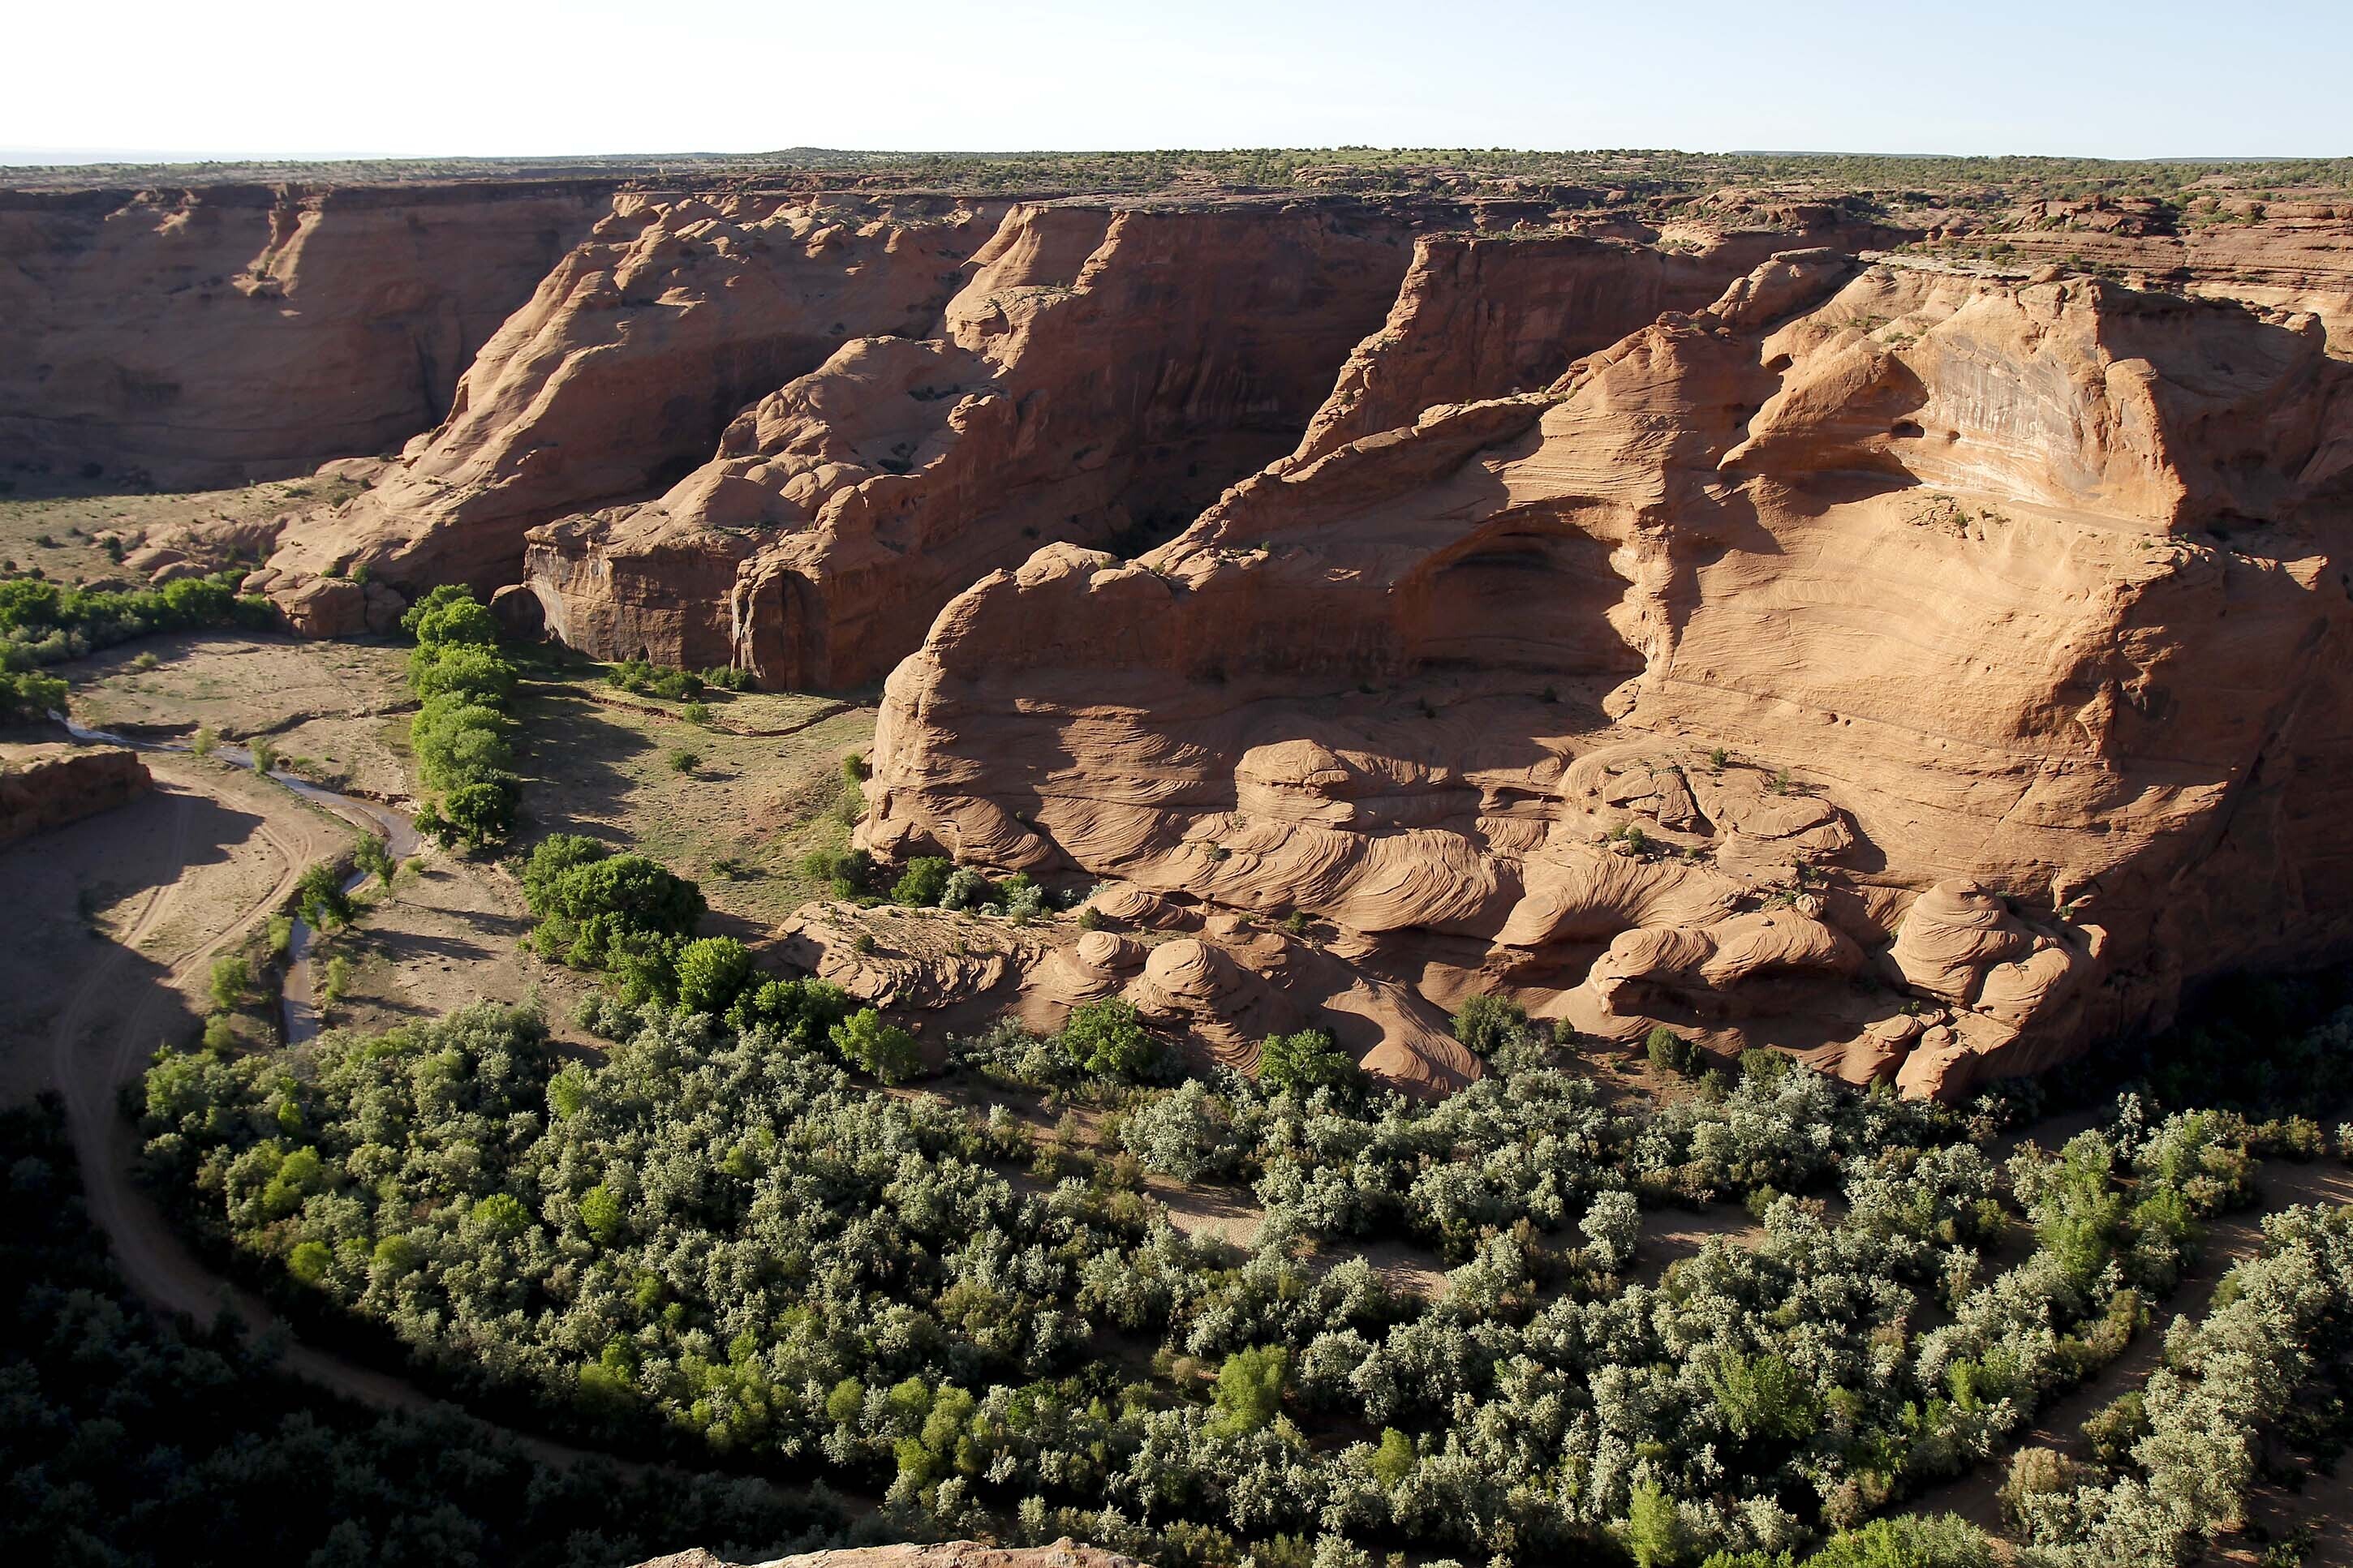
[52,712,419,1044]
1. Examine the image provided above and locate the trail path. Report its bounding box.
[1915,1156,2353,1560]
[32,747,607,1467]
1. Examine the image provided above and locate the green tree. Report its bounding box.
[402,583,499,649]
[1452,993,1528,1056]
[468,1192,531,1239]
[1060,996,1155,1079]
[410,695,512,787]
[831,1007,920,1085]
[1209,1345,1289,1437]
[1623,1480,1686,1567]
[674,936,754,1016]
[1800,1514,1990,1568]
[1647,1025,1701,1076]
[0,668,69,724]
[295,863,353,930]
[891,856,953,906]
[209,955,252,1011]
[1256,1028,1361,1097]
[578,1184,624,1245]
[726,977,853,1048]
[353,832,396,888]
[1708,1351,1819,1442]
[410,642,517,703]
[1371,1427,1416,1489]
[2034,1132,2127,1291]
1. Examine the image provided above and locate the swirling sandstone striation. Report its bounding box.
[0,182,614,488]
[255,193,994,599]
[863,252,2353,1097]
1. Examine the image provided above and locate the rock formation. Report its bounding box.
[516,200,1428,684]
[0,742,151,846]
[255,192,996,597]
[862,252,2353,1098]
[16,160,2353,1098]
[505,201,1897,689]
[0,181,616,488]
[776,882,1481,1095]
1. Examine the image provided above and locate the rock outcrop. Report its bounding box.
[863,253,2353,1098]
[518,200,1429,685]
[0,742,151,846]
[509,202,1892,689]
[256,192,995,599]
[0,181,615,488]
[775,885,1481,1095]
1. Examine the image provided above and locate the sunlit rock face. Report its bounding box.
[865,252,2353,1098]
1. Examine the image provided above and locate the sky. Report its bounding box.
[6,0,2347,164]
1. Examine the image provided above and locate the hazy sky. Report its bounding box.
[8,0,2347,163]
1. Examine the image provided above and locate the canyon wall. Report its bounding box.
[862,254,2353,1098]
[0,181,618,488]
[0,743,151,846]
[521,199,1429,685]
[473,200,1876,689]
[247,187,1873,687]
[255,191,998,598]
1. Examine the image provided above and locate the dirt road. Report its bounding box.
[13,754,604,1461]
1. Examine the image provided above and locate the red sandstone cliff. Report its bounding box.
[254,192,996,599]
[0,182,617,488]
[515,200,1426,685]
[861,253,2353,1098]
[509,203,1888,690]
[0,743,152,846]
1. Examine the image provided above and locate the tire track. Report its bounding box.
[42,763,612,1468]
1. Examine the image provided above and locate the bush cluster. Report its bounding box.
[1,570,273,720]
[521,833,708,1004]
[608,658,714,702]
[1,570,273,664]
[0,1098,847,1567]
[138,960,2315,1566]
[402,587,522,850]
[2012,1202,2353,1564]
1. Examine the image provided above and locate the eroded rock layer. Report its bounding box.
[0,182,616,487]
[518,200,1426,684]
[510,202,1886,689]
[256,192,995,597]
[863,253,2353,1097]
[0,743,152,847]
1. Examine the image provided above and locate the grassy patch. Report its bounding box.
[507,652,876,929]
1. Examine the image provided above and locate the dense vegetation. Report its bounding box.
[402,586,523,850]
[0,570,269,720]
[136,940,2353,1565]
[0,1098,848,1568]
